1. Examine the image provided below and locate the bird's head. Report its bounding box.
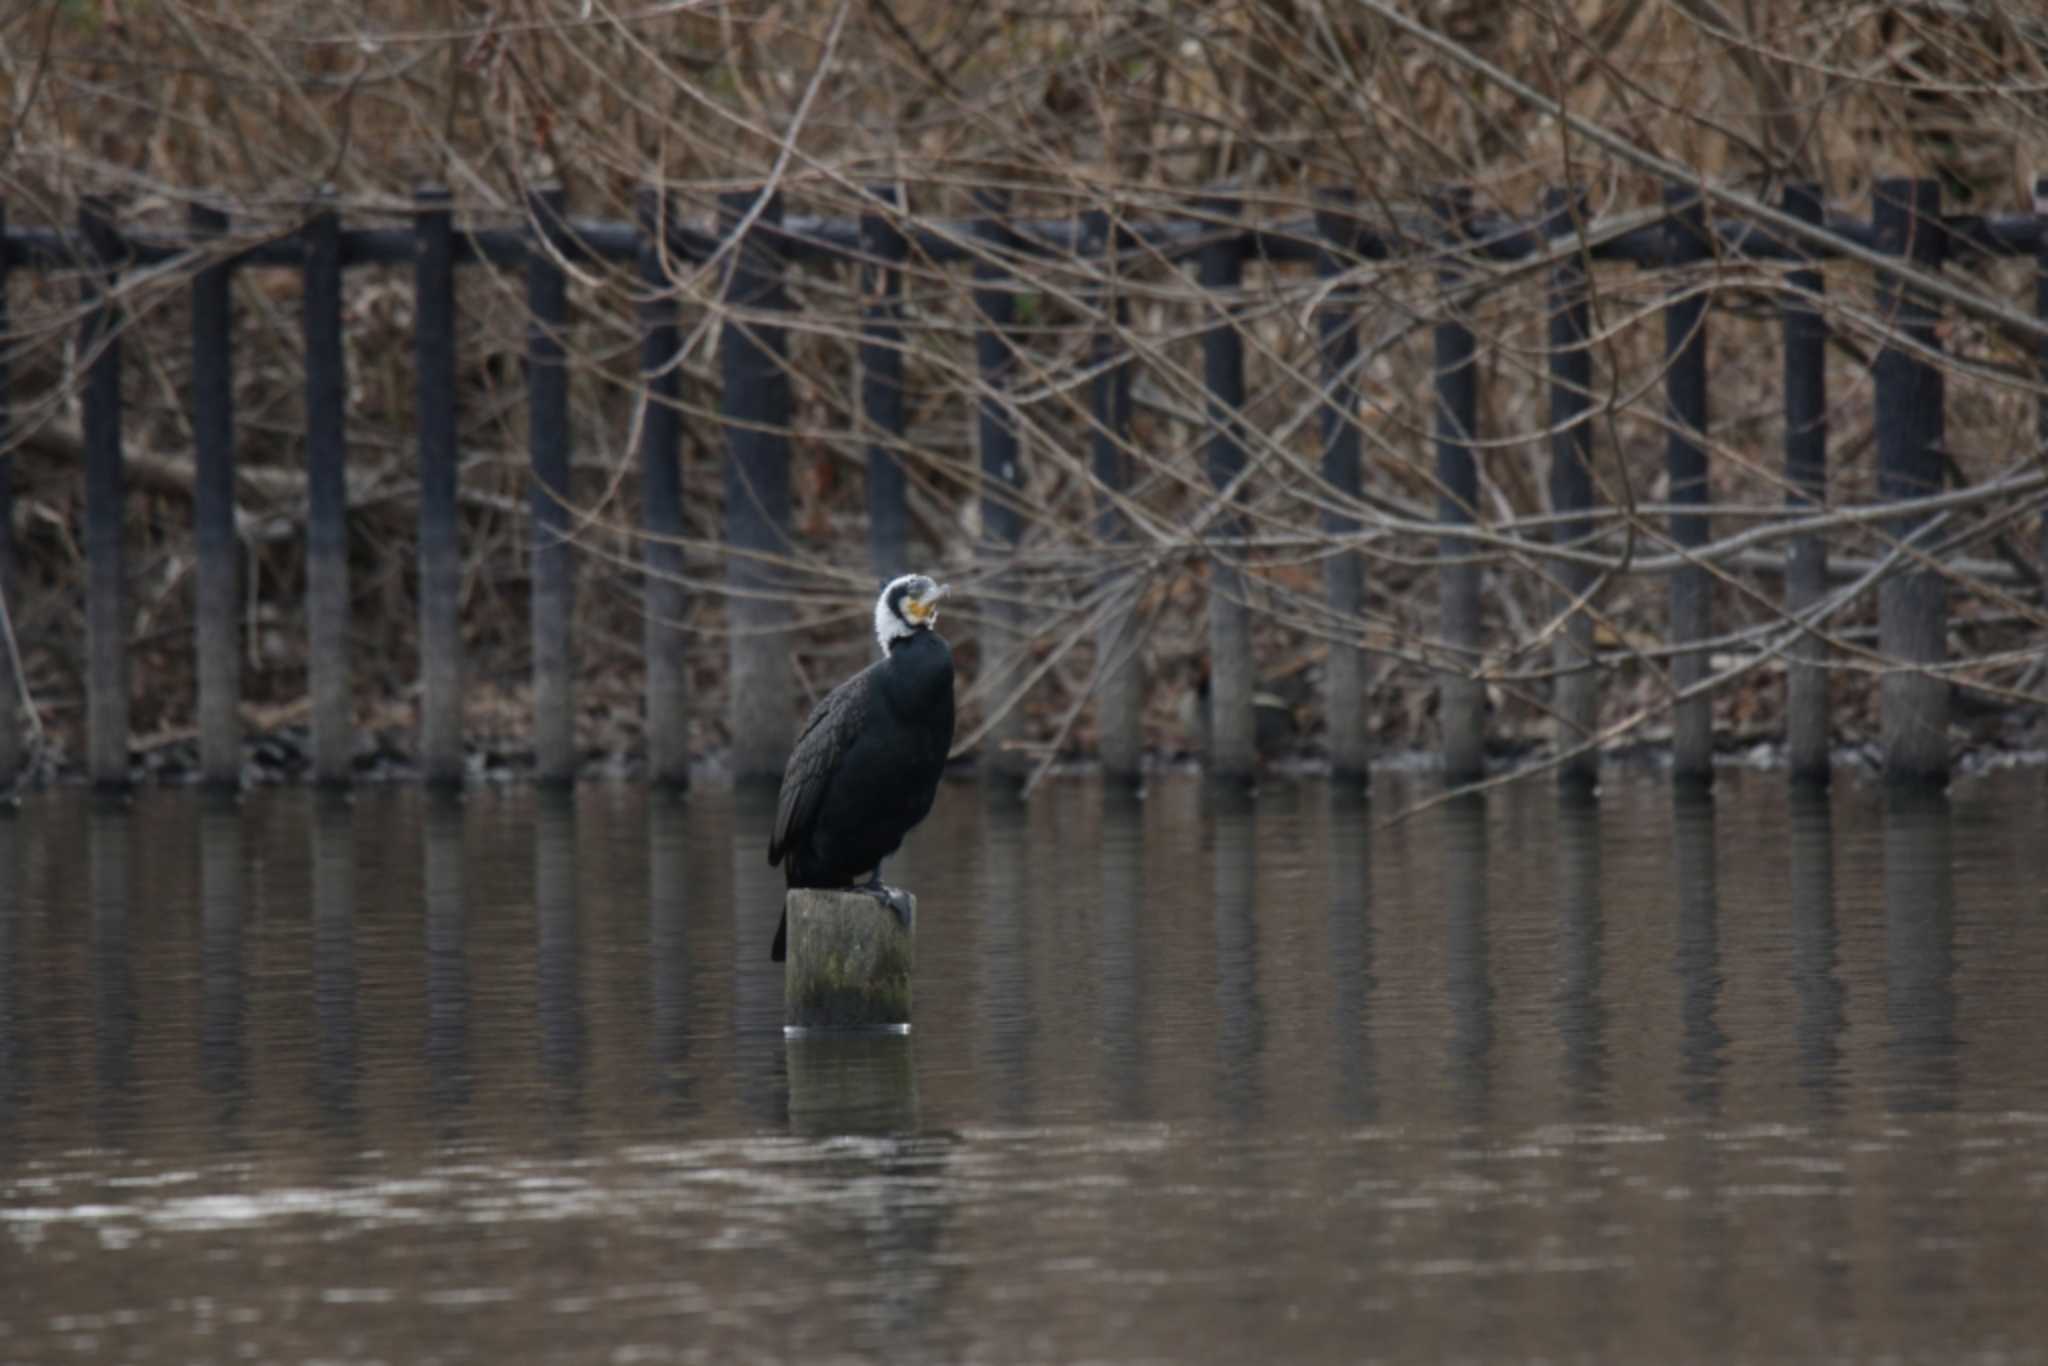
[876,574,949,653]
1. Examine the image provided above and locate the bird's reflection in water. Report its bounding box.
[1553,787,1605,1114]
[731,782,788,1128]
[977,784,1035,1122]
[1788,789,1844,1109]
[1440,793,1490,1126]
[311,791,357,1140]
[422,793,469,1130]
[199,793,247,1137]
[648,789,696,1120]
[534,789,584,1131]
[1209,782,1261,1126]
[1097,784,1146,1120]
[1672,790,1724,1115]
[1327,784,1375,1125]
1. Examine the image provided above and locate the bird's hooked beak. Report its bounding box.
[906,582,949,624]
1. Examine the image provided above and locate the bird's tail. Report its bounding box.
[770,908,787,963]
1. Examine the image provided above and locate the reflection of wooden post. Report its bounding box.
[786,1034,919,1136]
[784,888,915,1031]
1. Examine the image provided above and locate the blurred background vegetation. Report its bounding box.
[3,0,2046,775]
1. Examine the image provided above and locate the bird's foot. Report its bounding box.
[856,878,914,931]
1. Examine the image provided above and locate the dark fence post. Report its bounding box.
[526,186,575,786]
[1083,207,1142,785]
[860,184,909,583]
[1197,194,1255,784]
[1781,182,1830,786]
[1872,178,1949,789]
[1544,186,1599,794]
[1663,183,1713,788]
[1314,188,1370,787]
[718,187,794,786]
[1433,187,1485,786]
[415,185,462,788]
[191,203,240,789]
[79,199,129,791]
[2036,175,2048,592]
[0,201,17,787]
[303,198,352,786]
[974,189,1029,786]
[636,188,689,791]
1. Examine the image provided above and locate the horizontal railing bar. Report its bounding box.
[5,203,2046,283]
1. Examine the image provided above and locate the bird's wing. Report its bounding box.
[768,674,868,867]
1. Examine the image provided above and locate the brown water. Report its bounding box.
[2,770,2046,1364]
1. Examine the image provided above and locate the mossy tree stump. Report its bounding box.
[783,888,915,1031]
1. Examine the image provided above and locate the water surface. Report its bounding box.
[2,770,2046,1363]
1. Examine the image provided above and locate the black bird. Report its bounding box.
[768,574,955,962]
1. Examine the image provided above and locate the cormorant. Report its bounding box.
[768,573,955,961]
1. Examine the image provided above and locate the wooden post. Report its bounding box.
[1083,207,1142,785]
[191,204,241,790]
[1315,189,1370,787]
[415,186,463,788]
[1544,186,1599,795]
[526,186,576,786]
[79,199,129,792]
[636,188,690,791]
[1663,184,1713,788]
[0,199,18,788]
[1433,187,1485,786]
[783,888,915,1031]
[860,184,910,583]
[1781,182,1831,787]
[719,188,794,786]
[303,200,353,786]
[1872,178,1949,789]
[1197,194,1255,784]
[973,190,1029,787]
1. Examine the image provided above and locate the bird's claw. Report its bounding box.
[859,880,914,931]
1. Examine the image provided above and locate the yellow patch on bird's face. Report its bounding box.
[904,584,948,624]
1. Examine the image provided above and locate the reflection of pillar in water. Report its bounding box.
[1097,785,1146,1119]
[1552,789,1605,1111]
[731,783,787,1125]
[1211,783,1261,1125]
[978,786,1035,1120]
[0,816,21,1131]
[311,791,357,1132]
[1672,790,1724,1113]
[1441,793,1491,1121]
[1788,790,1843,1106]
[649,789,694,1114]
[423,793,468,1121]
[199,793,247,1127]
[1786,788,1851,1324]
[1327,786,1375,1124]
[1883,791,1956,1115]
[787,1033,919,1137]
[535,789,583,1109]
[90,796,135,1138]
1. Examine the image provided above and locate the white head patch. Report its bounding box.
[875,573,946,653]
